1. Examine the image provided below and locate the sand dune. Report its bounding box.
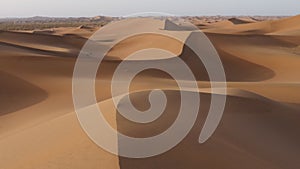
[228,17,256,25]
[202,15,300,35]
[116,90,300,169]
[0,71,47,115]
[0,31,86,57]
[0,16,300,169]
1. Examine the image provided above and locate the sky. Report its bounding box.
[1,0,300,18]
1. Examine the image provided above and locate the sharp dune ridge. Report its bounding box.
[0,16,300,169]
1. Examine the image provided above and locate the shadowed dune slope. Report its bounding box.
[116,90,300,169]
[228,17,256,25]
[0,71,47,115]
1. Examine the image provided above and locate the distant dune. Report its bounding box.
[202,15,300,35]
[0,16,300,169]
[228,17,256,24]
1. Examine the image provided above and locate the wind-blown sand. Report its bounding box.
[0,15,300,169]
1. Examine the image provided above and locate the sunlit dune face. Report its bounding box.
[107,33,183,60]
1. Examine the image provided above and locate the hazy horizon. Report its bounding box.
[1,0,300,18]
[0,14,297,19]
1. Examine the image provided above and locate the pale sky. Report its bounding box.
[1,0,300,17]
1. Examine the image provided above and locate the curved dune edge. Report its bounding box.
[0,89,299,169]
[99,34,276,81]
[115,90,300,169]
